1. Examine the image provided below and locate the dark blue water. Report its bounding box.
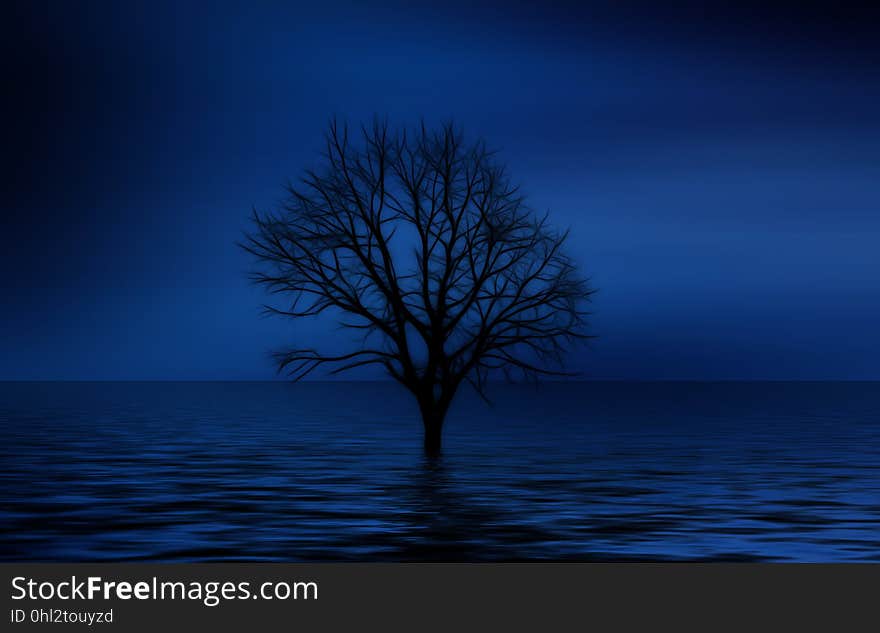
[2,382,879,562]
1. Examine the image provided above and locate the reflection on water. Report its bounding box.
[1,381,879,562]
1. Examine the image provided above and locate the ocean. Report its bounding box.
[1,381,878,562]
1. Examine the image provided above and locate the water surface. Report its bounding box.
[2,381,879,561]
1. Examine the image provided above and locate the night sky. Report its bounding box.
[3,1,879,380]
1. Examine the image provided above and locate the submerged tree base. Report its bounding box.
[423,423,443,458]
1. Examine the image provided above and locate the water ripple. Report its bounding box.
[1,381,879,561]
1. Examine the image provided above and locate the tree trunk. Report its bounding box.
[419,400,447,458]
[417,379,455,458]
[423,416,443,458]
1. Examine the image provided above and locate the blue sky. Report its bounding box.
[2,1,879,380]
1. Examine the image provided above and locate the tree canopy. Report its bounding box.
[244,120,594,453]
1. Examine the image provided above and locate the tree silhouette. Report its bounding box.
[243,120,594,456]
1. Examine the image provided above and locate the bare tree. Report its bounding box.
[243,120,594,456]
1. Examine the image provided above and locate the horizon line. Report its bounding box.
[1,379,878,384]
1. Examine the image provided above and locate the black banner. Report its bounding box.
[2,564,877,630]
